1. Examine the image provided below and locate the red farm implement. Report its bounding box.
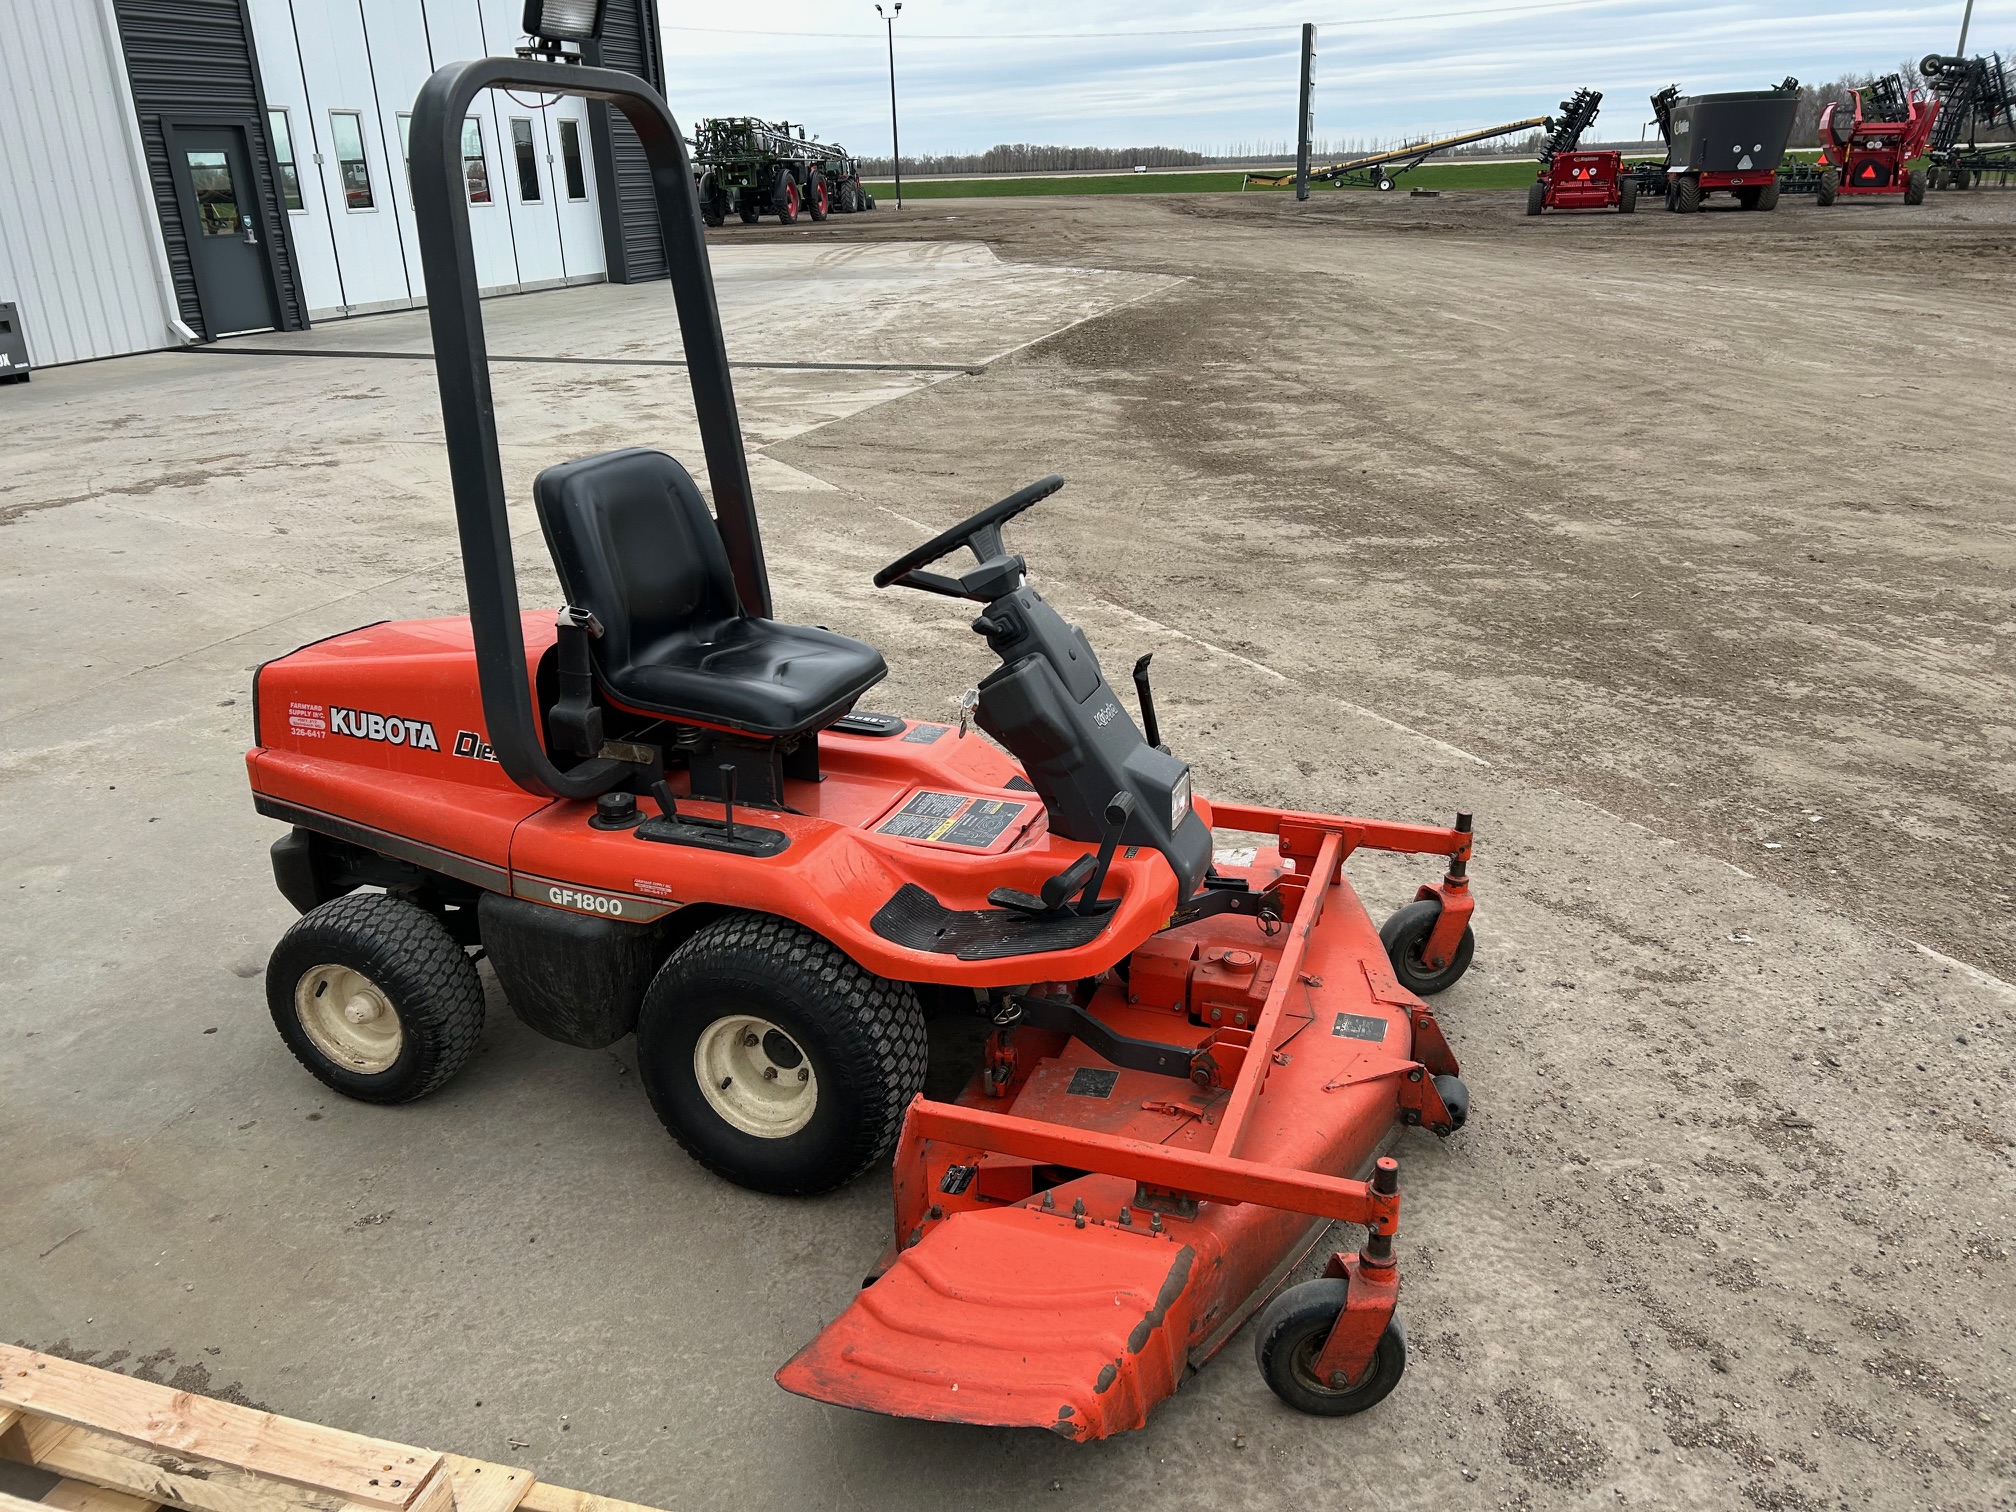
[1528,89,1639,214]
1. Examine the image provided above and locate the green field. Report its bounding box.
[856,150,1856,200]
[860,157,1649,198]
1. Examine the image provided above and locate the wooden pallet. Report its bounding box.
[0,1348,661,1512]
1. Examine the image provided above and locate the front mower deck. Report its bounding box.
[779,802,1467,1438]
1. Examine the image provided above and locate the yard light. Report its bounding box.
[522,0,605,44]
[876,2,903,209]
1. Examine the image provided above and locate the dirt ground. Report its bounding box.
[3,188,2013,1511]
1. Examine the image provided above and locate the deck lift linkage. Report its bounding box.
[1526,88,1641,214]
[1245,114,1549,193]
[1922,52,2016,188]
[244,0,1488,1439]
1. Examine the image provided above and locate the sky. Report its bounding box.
[655,0,2013,156]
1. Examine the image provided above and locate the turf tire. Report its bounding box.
[1903,169,1926,205]
[1674,175,1702,213]
[1526,180,1546,216]
[1254,1280,1406,1416]
[1816,170,1838,207]
[1757,178,1780,211]
[1617,176,1637,213]
[1379,898,1475,996]
[267,892,485,1104]
[635,914,927,1195]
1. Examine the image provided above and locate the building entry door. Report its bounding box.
[165,124,280,337]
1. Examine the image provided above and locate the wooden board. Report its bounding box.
[0,1350,439,1512]
[40,1478,160,1512]
[0,1353,650,1512]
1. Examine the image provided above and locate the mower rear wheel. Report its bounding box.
[1254,1280,1406,1416]
[635,914,927,1195]
[267,892,485,1104]
[1525,181,1546,216]
[1379,898,1474,996]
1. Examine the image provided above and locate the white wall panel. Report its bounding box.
[0,1,179,364]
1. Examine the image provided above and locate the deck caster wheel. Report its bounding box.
[1254,1280,1406,1416]
[1433,1073,1470,1132]
[266,892,485,1104]
[636,914,927,1195]
[1379,899,1474,996]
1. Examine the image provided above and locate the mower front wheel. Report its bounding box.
[266,892,486,1104]
[1379,898,1474,996]
[1254,1280,1406,1416]
[635,914,927,1195]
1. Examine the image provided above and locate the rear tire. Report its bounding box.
[635,914,927,1195]
[1379,898,1475,996]
[267,892,485,1104]
[1526,180,1546,216]
[1758,178,1780,211]
[1617,176,1637,213]
[1903,168,1926,205]
[1254,1281,1406,1417]
[698,171,724,228]
[775,169,800,225]
[1816,170,1839,206]
[808,173,830,221]
[1674,175,1701,213]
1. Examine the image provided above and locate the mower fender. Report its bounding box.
[1313,1251,1400,1388]
[477,891,677,1048]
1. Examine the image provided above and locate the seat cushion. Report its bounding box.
[609,618,887,737]
[535,448,887,738]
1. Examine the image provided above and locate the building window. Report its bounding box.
[558,117,588,200]
[330,111,373,210]
[510,118,541,202]
[462,117,491,204]
[186,151,242,236]
[268,109,303,211]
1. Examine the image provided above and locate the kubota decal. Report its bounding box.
[329,706,441,751]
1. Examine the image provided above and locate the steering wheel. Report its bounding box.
[874,474,1064,592]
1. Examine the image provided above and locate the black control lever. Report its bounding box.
[1078,791,1135,909]
[718,762,739,842]
[987,789,1138,917]
[1132,654,1162,751]
[650,778,681,823]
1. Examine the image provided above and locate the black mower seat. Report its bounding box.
[534,448,886,739]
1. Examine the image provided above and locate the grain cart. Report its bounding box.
[1809,74,1935,204]
[1644,79,1799,211]
[1922,53,2016,188]
[692,116,874,226]
[1526,88,1638,214]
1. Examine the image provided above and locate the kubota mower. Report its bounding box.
[1527,88,1638,215]
[247,9,1478,1438]
[1813,76,1935,205]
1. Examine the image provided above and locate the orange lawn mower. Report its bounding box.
[247,12,1479,1439]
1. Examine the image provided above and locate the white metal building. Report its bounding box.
[0,0,668,369]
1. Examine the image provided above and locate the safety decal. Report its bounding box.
[286,701,327,739]
[1066,1067,1119,1098]
[877,790,1029,848]
[1332,1012,1388,1042]
[901,723,948,743]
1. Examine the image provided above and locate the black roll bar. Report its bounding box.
[409,58,769,800]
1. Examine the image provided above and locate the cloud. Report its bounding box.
[657,0,2009,154]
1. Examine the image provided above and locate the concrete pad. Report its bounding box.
[2,205,2011,1512]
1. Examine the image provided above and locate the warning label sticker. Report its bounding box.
[902,723,949,744]
[878,790,1029,849]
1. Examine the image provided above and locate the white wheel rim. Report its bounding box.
[693,1014,818,1138]
[295,964,403,1074]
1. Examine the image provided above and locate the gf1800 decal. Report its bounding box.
[329,706,441,751]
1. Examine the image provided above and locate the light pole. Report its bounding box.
[1956,0,1975,54]
[876,2,903,209]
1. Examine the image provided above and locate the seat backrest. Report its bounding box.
[534,449,741,672]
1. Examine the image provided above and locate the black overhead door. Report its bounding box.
[113,0,304,339]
